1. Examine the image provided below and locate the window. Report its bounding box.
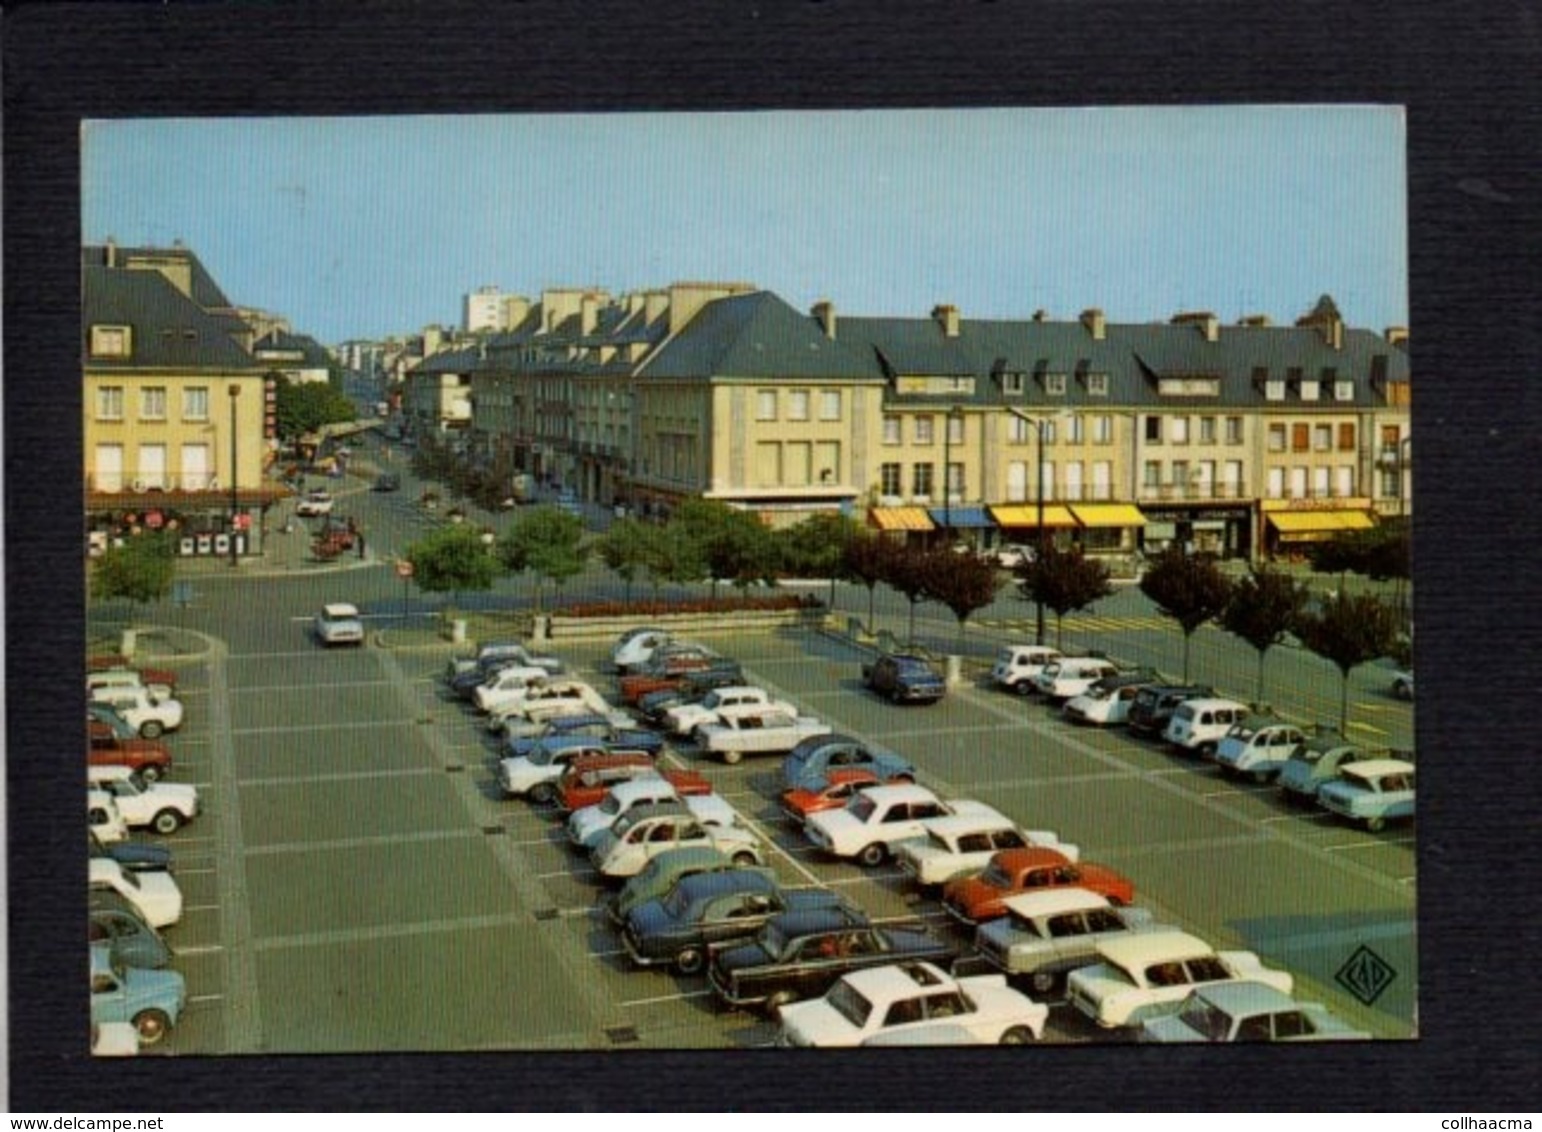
[1289,467,1308,498]
[1265,379,1286,401]
[1008,415,1031,444]
[90,325,131,357]
[1266,468,1285,499]
[788,390,810,421]
[754,442,781,486]
[182,386,209,421]
[914,416,935,446]
[1223,460,1243,497]
[1043,421,1057,445]
[785,441,812,485]
[944,462,964,500]
[1092,414,1113,444]
[946,414,965,445]
[1041,462,1056,500]
[180,443,211,490]
[1291,423,1310,452]
[1044,373,1067,395]
[1064,462,1083,501]
[96,386,124,421]
[1171,461,1189,496]
[755,390,777,421]
[1063,415,1083,444]
[140,387,168,421]
[1144,416,1162,443]
[1143,460,1161,488]
[1338,422,1356,451]
[1335,380,1355,401]
[819,390,842,421]
[1267,423,1287,452]
[1300,378,1321,401]
[1092,461,1112,500]
[93,443,124,492]
[1195,461,1215,496]
[1198,416,1216,444]
[1006,461,1027,502]
[1170,416,1190,445]
[1314,424,1332,451]
[1002,372,1025,394]
[1086,373,1109,396]
[912,463,934,498]
[880,462,902,496]
[137,444,167,489]
[1225,416,1243,444]
[1336,465,1356,498]
[1312,466,1330,497]
[882,415,901,445]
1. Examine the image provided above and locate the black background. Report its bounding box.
[6,0,1540,1112]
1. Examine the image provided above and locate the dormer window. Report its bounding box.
[90,325,131,358]
[1334,379,1355,401]
[1265,379,1286,402]
[1085,373,1109,396]
[1002,372,1025,395]
[1300,379,1321,401]
[1043,373,1067,396]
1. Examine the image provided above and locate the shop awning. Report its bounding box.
[1069,503,1148,528]
[1267,509,1377,537]
[927,506,995,529]
[869,506,936,532]
[990,504,1079,529]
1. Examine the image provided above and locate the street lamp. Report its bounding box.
[1005,408,1063,646]
[227,383,241,566]
[941,404,964,543]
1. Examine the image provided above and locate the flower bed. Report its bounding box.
[560,593,819,618]
[543,593,826,642]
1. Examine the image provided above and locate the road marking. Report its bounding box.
[1323,836,1416,851]
[171,868,220,877]
[238,766,441,788]
[1260,811,1331,824]
[254,911,531,952]
[183,904,222,914]
[230,719,419,736]
[619,989,715,1008]
[1198,786,1276,799]
[187,994,226,1005]
[1347,721,1389,736]
[174,945,226,957]
[232,679,401,694]
[244,828,482,856]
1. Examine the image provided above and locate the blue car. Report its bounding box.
[505,713,664,759]
[781,733,916,792]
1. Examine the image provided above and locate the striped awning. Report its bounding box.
[869,506,936,532]
[1069,503,1148,528]
[927,506,995,529]
[990,504,1078,529]
[1267,509,1376,536]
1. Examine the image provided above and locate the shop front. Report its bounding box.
[926,506,994,549]
[1138,503,1254,559]
[86,487,287,561]
[868,505,935,546]
[1260,498,1378,560]
[987,503,1079,554]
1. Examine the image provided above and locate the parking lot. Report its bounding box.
[142,619,1415,1053]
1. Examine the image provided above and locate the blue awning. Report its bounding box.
[928,506,995,529]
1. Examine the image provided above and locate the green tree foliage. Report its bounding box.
[405,523,501,611]
[594,517,656,604]
[91,531,176,611]
[776,512,862,607]
[271,374,358,441]
[843,533,898,634]
[1305,521,1410,586]
[1138,547,1234,681]
[1014,544,1114,650]
[1218,566,1310,704]
[674,498,779,600]
[921,548,1004,647]
[499,506,587,611]
[1292,591,1401,734]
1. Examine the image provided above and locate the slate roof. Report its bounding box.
[638,290,883,381]
[83,264,260,372]
[82,244,235,311]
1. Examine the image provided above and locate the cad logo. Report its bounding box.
[1335,944,1397,1006]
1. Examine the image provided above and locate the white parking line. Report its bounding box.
[254,911,531,952]
[187,994,226,1005]
[620,989,715,1008]
[233,679,401,694]
[231,719,419,736]
[172,868,220,877]
[183,904,222,913]
[1260,812,1331,824]
[244,828,481,856]
[1198,786,1276,799]
[1323,836,1416,851]
[238,766,440,788]
[174,945,226,957]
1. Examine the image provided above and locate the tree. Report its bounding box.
[844,533,897,634]
[674,498,779,601]
[1293,591,1401,734]
[882,544,935,646]
[405,523,501,614]
[91,531,176,614]
[1218,566,1309,704]
[921,548,1003,648]
[499,506,587,612]
[776,512,862,608]
[1014,544,1114,650]
[1138,547,1234,681]
[593,517,655,604]
[271,374,358,442]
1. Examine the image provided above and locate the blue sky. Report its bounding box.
[82,106,1407,345]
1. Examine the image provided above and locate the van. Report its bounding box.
[1162,697,1250,757]
[991,646,1063,694]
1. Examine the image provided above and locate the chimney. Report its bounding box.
[502,295,531,329]
[932,304,960,338]
[1171,311,1220,343]
[1385,326,1409,347]
[1032,309,1049,323]
[105,238,118,268]
[644,290,669,325]
[581,292,599,336]
[1237,314,1272,327]
[1080,308,1106,340]
[812,300,837,339]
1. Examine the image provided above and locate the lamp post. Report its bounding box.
[941,404,963,543]
[1006,408,1058,646]
[227,383,241,566]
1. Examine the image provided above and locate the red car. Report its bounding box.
[778,768,884,825]
[941,847,1135,925]
[88,656,179,692]
[88,720,173,781]
[617,655,722,706]
[557,756,709,813]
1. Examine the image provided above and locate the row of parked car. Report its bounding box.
[445,627,1373,1044]
[989,644,1417,833]
[85,655,201,1055]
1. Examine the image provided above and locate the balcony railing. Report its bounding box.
[1138,481,1248,502]
[88,472,224,493]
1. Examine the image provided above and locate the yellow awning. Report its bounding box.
[869,506,936,532]
[990,504,1078,529]
[1267,509,1376,535]
[1070,503,1148,528]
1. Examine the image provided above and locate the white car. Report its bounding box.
[471,666,553,714]
[663,686,795,737]
[990,645,1062,695]
[483,680,614,734]
[610,627,672,673]
[1162,697,1250,757]
[974,888,1165,996]
[895,813,1079,888]
[88,858,183,929]
[1211,717,1307,782]
[89,686,184,739]
[1033,657,1120,700]
[588,808,764,880]
[1067,930,1294,1029]
[313,602,365,647]
[695,709,833,765]
[498,738,646,802]
[1062,674,1157,726]
[88,789,130,843]
[804,783,1002,868]
[446,641,564,679]
[86,669,176,702]
[295,490,335,516]
[777,961,1047,1047]
[567,780,736,849]
[86,766,199,835]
